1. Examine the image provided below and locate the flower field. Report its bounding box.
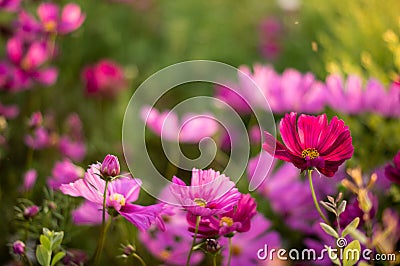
[1,0,400,265]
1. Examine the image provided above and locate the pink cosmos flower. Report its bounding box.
[20,169,37,192]
[385,151,400,184]
[6,37,57,89]
[141,106,219,143]
[37,3,85,34]
[169,168,241,217]
[17,3,85,37]
[47,159,84,189]
[72,200,108,225]
[263,112,354,177]
[60,163,163,231]
[82,60,126,97]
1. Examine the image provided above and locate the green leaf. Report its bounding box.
[43,228,52,238]
[342,217,360,237]
[320,223,339,238]
[320,201,337,215]
[36,245,51,266]
[342,240,361,266]
[349,229,367,245]
[51,231,64,250]
[337,200,347,215]
[40,235,51,251]
[51,251,66,266]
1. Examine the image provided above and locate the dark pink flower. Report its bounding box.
[263,112,353,177]
[101,154,120,178]
[82,60,126,97]
[23,205,39,219]
[385,151,400,184]
[6,37,57,89]
[170,168,241,217]
[187,194,257,237]
[60,163,163,231]
[12,240,25,255]
[47,159,84,189]
[0,0,20,12]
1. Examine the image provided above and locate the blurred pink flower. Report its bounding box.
[170,168,241,217]
[0,0,20,12]
[24,126,51,149]
[82,59,127,97]
[385,151,400,184]
[28,111,43,127]
[20,169,37,192]
[60,163,164,231]
[6,37,57,89]
[141,106,219,143]
[259,17,283,60]
[12,240,25,255]
[47,159,84,189]
[37,3,85,34]
[0,102,19,119]
[58,136,86,162]
[17,3,85,37]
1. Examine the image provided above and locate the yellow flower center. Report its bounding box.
[301,148,320,159]
[232,245,242,256]
[219,216,234,227]
[159,250,171,260]
[194,198,207,208]
[44,21,57,32]
[21,58,31,71]
[110,193,126,206]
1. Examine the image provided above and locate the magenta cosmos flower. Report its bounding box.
[6,37,57,88]
[82,59,126,97]
[263,112,353,177]
[0,0,20,12]
[17,3,85,36]
[141,106,219,143]
[169,168,241,217]
[60,163,163,231]
[187,193,257,237]
[47,159,84,189]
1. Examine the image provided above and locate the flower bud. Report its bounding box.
[101,154,120,178]
[123,244,135,256]
[12,240,25,255]
[23,205,39,219]
[206,239,221,254]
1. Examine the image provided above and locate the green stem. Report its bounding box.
[186,215,200,266]
[213,254,217,266]
[132,253,146,266]
[308,169,330,225]
[94,180,109,266]
[227,237,233,266]
[23,254,33,266]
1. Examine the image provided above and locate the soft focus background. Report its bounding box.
[1,0,400,265]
